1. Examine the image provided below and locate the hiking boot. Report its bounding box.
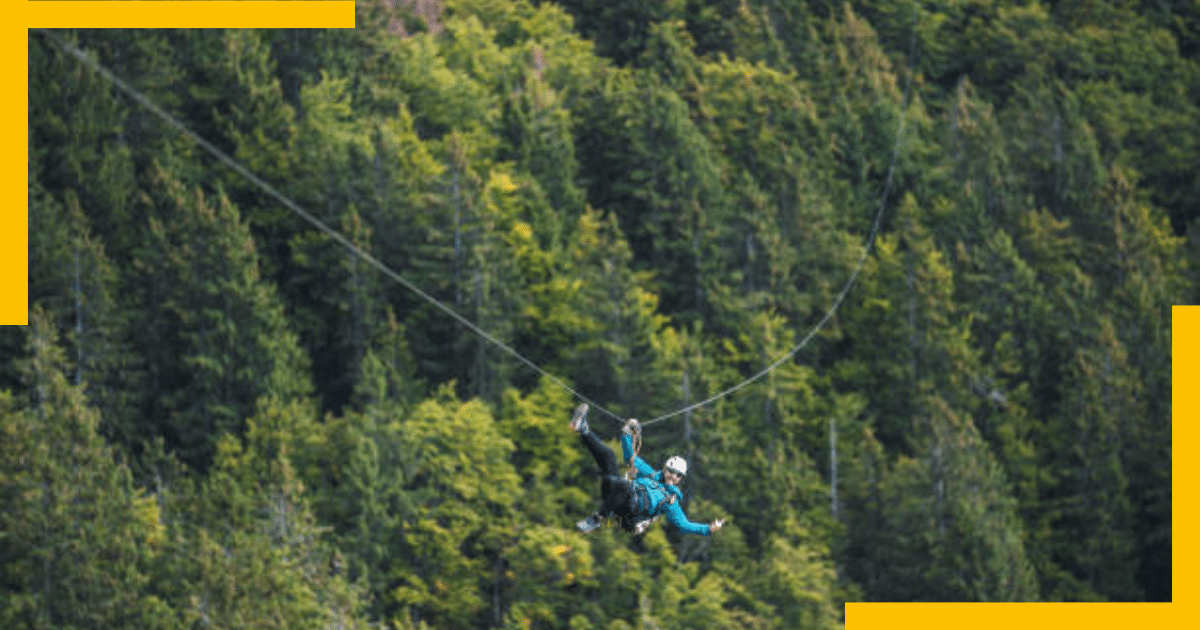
[633,518,654,535]
[569,403,590,434]
[576,512,603,533]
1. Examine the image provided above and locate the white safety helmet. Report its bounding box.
[664,456,688,477]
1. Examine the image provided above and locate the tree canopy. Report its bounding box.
[10,1,1187,627]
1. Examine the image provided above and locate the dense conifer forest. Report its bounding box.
[9,1,1192,627]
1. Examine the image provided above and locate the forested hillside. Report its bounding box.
[9,0,1191,627]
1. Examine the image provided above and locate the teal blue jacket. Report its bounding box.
[620,433,711,536]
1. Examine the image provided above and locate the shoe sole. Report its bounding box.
[570,403,589,432]
[576,518,601,533]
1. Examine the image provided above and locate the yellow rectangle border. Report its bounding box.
[24,2,356,29]
[4,21,28,325]
[9,2,354,324]
[847,602,1179,630]
[849,307,1189,625]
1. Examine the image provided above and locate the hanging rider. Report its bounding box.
[570,403,725,536]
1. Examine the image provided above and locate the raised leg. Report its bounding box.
[579,430,621,478]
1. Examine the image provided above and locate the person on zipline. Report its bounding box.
[570,403,725,536]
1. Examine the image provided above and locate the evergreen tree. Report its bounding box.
[496,378,591,520]
[388,388,522,629]
[23,11,1195,612]
[0,310,174,629]
[559,207,675,414]
[750,523,843,629]
[129,164,312,471]
[164,29,298,252]
[1037,316,1142,601]
[21,180,142,450]
[27,29,176,257]
[306,325,424,622]
[1101,169,1179,600]
[551,0,683,66]
[573,68,729,321]
[700,311,832,547]
[151,426,370,629]
[1002,79,1107,252]
[814,3,921,225]
[835,195,981,452]
[694,56,856,347]
[288,206,389,415]
[951,227,1044,545]
[499,61,586,219]
[878,395,1038,601]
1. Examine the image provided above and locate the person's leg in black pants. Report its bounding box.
[575,415,635,531]
[580,430,634,514]
[580,428,620,476]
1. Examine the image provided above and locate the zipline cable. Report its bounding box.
[34,27,624,423]
[643,3,922,426]
[39,10,920,430]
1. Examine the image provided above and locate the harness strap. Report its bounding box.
[630,478,677,517]
[631,482,650,516]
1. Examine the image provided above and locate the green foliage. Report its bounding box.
[152,429,371,630]
[20,180,142,451]
[497,378,590,515]
[388,388,523,628]
[1,311,174,630]
[20,2,1187,624]
[552,0,685,66]
[573,67,730,319]
[129,164,313,471]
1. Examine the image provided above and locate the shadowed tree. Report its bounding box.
[0,309,173,630]
[129,163,312,472]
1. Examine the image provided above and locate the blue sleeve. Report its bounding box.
[664,500,711,536]
[620,433,656,477]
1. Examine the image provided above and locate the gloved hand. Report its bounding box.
[711,518,726,532]
[622,418,641,435]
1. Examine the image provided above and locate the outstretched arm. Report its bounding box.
[663,501,712,536]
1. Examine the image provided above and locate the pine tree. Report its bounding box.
[350,308,427,415]
[499,61,586,219]
[495,378,589,519]
[388,388,523,629]
[299,313,426,621]
[878,395,1038,601]
[573,68,729,321]
[0,309,174,629]
[551,0,682,66]
[700,310,832,547]
[559,207,675,414]
[1101,169,1179,600]
[151,427,371,630]
[814,3,921,225]
[288,206,389,415]
[163,29,298,249]
[1037,316,1142,601]
[834,192,1041,600]
[129,163,312,471]
[694,55,855,347]
[28,29,174,256]
[398,129,501,392]
[952,227,1043,549]
[835,195,980,452]
[749,523,843,629]
[23,180,142,452]
[1002,79,1106,251]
